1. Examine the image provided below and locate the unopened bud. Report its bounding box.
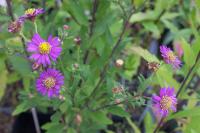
[63,25,70,30]
[112,87,123,94]
[28,93,34,99]
[73,63,79,69]
[74,36,81,45]
[115,59,124,68]
[32,63,40,70]
[115,99,121,104]
[75,113,82,125]
[59,95,65,101]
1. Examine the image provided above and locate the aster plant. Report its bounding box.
[3,0,200,133]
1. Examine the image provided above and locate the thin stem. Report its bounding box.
[34,21,38,33]
[77,46,80,63]
[153,117,165,133]
[176,51,200,97]
[92,95,148,111]
[83,0,99,64]
[5,0,15,21]
[19,32,29,42]
[31,108,41,133]
[19,32,29,57]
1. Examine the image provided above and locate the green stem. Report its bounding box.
[19,31,29,42]
[176,51,200,97]
[77,46,80,63]
[34,21,38,33]
[153,117,165,133]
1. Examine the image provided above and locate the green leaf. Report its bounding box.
[144,112,155,133]
[9,55,31,77]
[63,0,88,26]
[90,111,113,125]
[0,70,7,101]
[142,22,160,38]
[108,106,130,117]
[12,101,31,116]
[168,107,200,120]
[181,38,195,67]
[126,117,141,133]
[42,122,64,133]
[130,11,157,23]
[130,46,159,62]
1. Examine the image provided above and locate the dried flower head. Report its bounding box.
[8,19,23,33]
[147,62,160,72]
[152,87,177,117]
[160,46,181,69]
[27,34,62,66]
[112,87,123,94]
[20,8,44,21]
[36,68,64,98]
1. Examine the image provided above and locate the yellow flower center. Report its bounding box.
[43,77,56,89]
[25,8,36,15]
[167,51,176,62]
[160,96,172,110]
[39,42,51,54]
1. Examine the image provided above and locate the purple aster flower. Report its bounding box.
[27,33,62,66]
[36,68,64,98]
[152,87,177,117]
[20,8,44,21]
[160,46,181,69]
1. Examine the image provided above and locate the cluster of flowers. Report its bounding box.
[8,8,64,98]
[151,46,182,118]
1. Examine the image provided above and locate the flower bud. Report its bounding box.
[115,59,124,68]
[75,113,82,125]
[63,25,70,30]
[59,95,65,101]
[74,36,81,45]
[73,63,79,69]
[115,99,121,104]
[32,62,40,70]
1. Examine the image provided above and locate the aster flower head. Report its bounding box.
[36,68,64,98]
[27,33,62,66]
[152,87,177,117]
[20,8,44,21]
[160,46,181,69]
